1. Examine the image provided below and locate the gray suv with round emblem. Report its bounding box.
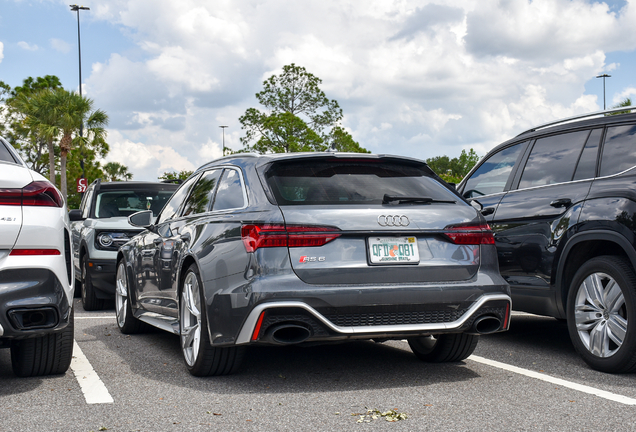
[116,152,511,376]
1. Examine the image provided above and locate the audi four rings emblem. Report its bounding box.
[377,215,410,227]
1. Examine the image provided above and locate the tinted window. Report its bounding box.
[213,169,245,211]
[95,190,175,218]
[573,129,602,181]
[518,130,589,189]
[462,143,524,198]
[600,124,636,177]
[182,170,221,216]
[0,140,17,164]
[156,175,200,224]
[266,159,455,205]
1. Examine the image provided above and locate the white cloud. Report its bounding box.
[17,41,38,51]
[80,0,636,179]
[50,38,71,53]
[0,42,3,63]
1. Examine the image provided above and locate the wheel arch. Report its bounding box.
[556,230,636,316]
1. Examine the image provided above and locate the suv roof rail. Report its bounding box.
[517,106,636,136]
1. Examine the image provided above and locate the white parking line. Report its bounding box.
[469,355,636,406]
[75,315,116,320]
[70,340,114,404]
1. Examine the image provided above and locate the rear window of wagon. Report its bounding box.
[265,159,456,205]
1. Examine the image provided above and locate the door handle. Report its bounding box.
[481,207,495,216]
[550,198,572,208]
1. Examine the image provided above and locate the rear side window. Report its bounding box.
[212,169,245,211]
[518,130,589,189]
[0,140,17,164]
[462,143,524,198]
[600,124,636,177]
[573,129,602,181]
[265,159,454,205]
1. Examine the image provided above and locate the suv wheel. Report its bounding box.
[10,309,74,377]
[180,264,244,376]
[408,333,478,362]
[567,256,636,373]
[81,254,104,311]
[115,261,145,334]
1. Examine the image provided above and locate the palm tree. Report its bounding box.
[41,89,108,201]
[103,162,133,182]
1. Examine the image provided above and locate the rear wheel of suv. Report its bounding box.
[10,308,74,377]
[567,256,636,373]
[81,254,104,311]
[180,264,244,376]
[408,333,478,362]
[115,260,146,334]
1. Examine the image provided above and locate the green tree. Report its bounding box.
[608,98,634,116]
[103,161,133,182]
[239,64,368,153]
[65,147,105,209]
[426,149,480,183]
[159,170,193,182]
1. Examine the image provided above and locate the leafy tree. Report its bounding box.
[426,149,480,183]
[608,98,634,116]
[239,64,368,153]
[65,147,105,209]
[103,162,133,182]
[159,170,193,182]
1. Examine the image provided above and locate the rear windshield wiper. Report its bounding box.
[382,194,456,205]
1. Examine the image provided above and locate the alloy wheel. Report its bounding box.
[181,271,202,367]
[115,262,128,328]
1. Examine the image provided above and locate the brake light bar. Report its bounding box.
[241,224,341,252]
[0,181,63,208]
[10,249,61,256]
[443,224,495,245]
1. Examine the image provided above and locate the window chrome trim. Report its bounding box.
[235,293,512,344]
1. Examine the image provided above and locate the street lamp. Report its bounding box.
[70,4,89,187]
[220,125,228,155]
[596,73,611,110]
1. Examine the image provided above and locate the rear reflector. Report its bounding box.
[443,224,495,245]
[252,311,266,341]
[0,181,63,208]
[241,224,341,252]
[10,249,61,256]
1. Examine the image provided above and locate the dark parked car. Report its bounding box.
[457,108,636,373]
[116,152,511,376]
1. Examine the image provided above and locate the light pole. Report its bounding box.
[596,73,611,110]
[70,4,89,186]
[220,125,228,155]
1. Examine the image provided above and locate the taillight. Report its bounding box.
[241,224,341,252]
[0,181,63,208]
[443,224,495,245]
[10,249,61,256]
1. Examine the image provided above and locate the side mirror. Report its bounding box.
[128,210,153,228]
[68,209,84,221]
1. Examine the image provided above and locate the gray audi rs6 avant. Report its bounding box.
[115,152,511,376]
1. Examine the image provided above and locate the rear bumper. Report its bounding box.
[0,268,72,340]
[236,293,511,344]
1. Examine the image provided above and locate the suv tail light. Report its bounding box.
[0,181,64,208]
[241,224,341,252]
[443,224,495,245]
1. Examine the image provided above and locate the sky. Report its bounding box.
[1,0,636,181]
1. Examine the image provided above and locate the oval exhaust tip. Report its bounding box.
[270,324,312,344]
[473,315,502,334]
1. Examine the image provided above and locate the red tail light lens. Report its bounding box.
[0,181,63,208]
[10,249,61,256]
[444,224,495,245]
[241,224,341,252]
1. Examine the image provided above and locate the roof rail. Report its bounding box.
[517,106,636,136]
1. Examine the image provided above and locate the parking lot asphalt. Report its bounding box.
[1,299,635,431]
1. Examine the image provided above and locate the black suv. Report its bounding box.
[458,108,636,373]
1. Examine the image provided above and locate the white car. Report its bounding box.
[0,136,74,377]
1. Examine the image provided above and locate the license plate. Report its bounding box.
[368,236,419,264]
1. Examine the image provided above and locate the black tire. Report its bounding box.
[81,254,103,311]
[408,333,478,363]
[180,264,244,376]
[566,256,636,373]
[73,278,81,298]
[11,308,74,377]
[115,260,146,334]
